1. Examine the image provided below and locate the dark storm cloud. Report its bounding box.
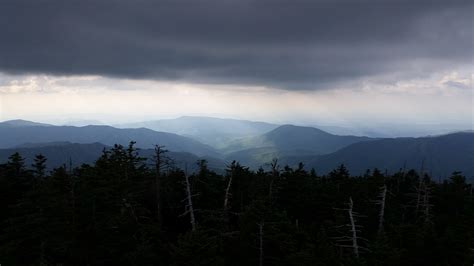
[0,0,472,90]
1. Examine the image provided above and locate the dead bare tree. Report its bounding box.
[333,197,368,258]
[153,145,169,224]
[224,163,234,210]
[421,183,433,225]
[348,198,359,258]
[180,166,197,231]
[153,145,169,176]
[376,185,387,235]
[415,183,423,217]
[410,172,435,226]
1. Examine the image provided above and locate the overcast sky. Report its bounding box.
[0,0,472,129]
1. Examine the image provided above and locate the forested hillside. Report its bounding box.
[0,120,472,179]
[0,121,219,157]
[222,124,372,155]
[116,116,279,148]
[0,142,225,173]
[1,143,473,265]
[289,132,474,178]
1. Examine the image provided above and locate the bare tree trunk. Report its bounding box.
[348,197,359,258]
[154,145,168,224]
[182,170,197,231]
[224,168,233,210]
[334,197,366,257]
[377,185,387,235]
[422,184,433,225]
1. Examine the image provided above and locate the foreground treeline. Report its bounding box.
[0,142,473,265]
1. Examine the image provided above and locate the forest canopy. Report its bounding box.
[1,142,473,265]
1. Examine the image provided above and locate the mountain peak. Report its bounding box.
[269,124,329,135]
[0,119,51,127]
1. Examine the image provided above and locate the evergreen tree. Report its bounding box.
[32,153,47,179]
[0,148,473,265]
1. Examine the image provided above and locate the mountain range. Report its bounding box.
[223,124,372,155]
[0,120,218,157]
[116,116,278,148]
[285,132,474,178]
[0,142,225,173]
[0,118,472,178]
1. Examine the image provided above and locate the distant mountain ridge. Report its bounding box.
[0,121,219,157]
[1,119,471,179]
[284,132,474,178]
[0,142,225,172]
[116,116,279,148]
[222,124,373,165]
[0,119,52,127]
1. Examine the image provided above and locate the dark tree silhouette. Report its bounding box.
[0,145,473,265]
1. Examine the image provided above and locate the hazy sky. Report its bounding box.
[0,0,472,129]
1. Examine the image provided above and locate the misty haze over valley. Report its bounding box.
[0,0,473,265]
[1,116,472,179]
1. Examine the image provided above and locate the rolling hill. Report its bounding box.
[0,142,225,172]
[291,132,474,178]
[1,119,471,179]
[0,121,219,157]
[0,119,53,127]
[223,125,373,164]
[116,116,279,148]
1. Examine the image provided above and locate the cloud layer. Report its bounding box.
[1,70,471,129]
[0,0,472,90]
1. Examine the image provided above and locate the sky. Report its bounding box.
[0,0,472,131]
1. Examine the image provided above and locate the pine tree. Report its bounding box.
[32,154,47,179]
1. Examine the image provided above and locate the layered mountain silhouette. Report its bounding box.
[116,116,279,148]
[0,121,219,157]
[0,119,52,127]
[222,125,372,164]
[0,142,225,172]
[284,132,474,178]
[0,118,472,179]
